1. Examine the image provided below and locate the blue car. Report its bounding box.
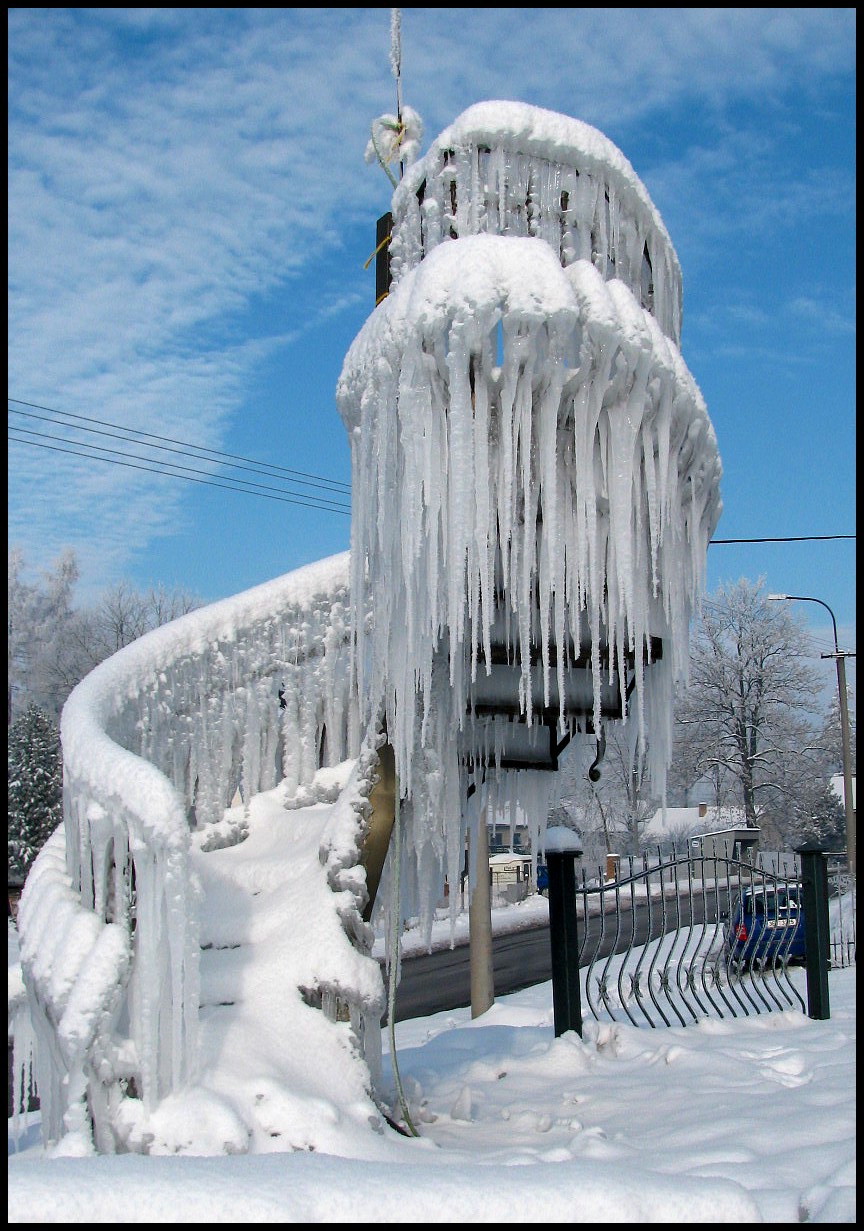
[725,882,806,966]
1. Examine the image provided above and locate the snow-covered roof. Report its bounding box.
[642,804,749,840]
[489,851,532,866]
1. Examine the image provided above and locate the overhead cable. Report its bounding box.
[8,431,351,515]
[8,396,350,493]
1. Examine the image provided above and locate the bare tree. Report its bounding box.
[8,548,78,724]
[674,578,823,833]
[145,582,199,628]
[9,547,201,720]
[590,724,660,854]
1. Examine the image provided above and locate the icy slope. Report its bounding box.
[115,785,392,1158]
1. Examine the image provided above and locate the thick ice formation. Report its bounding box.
[388,100,683,345]
[338,102,722,941]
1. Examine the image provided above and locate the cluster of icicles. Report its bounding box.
[388,100,684,346]
[338,231,722,940]
[124,579,357,837]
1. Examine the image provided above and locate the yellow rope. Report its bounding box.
[364,231,392,270]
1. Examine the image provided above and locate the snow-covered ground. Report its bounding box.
[8,789,856,1223]
[7,965,856,1223]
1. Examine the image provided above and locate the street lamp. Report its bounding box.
[767,594,856,873]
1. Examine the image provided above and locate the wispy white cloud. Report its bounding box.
[788,296,856,336]
[640,134,854,271]
[687,287,856,362]
[7,8,856,593]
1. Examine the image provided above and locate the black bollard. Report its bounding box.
[795,841,831,1020]
[546,845,583,1037]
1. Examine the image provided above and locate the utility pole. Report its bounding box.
[469,810,495,1017]
[826,648,856,875]
[768,594,856,874]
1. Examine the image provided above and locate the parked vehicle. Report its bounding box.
[725,882,806,966]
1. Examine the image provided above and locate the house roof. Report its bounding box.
[642,804,748,840]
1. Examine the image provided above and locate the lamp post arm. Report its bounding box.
[780,594,839,652]
[767,592,854,873]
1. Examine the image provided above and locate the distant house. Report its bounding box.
[488,818,530,853]
[830,773,856,814]
[488,851,533,884]
[641,800,749,848]
[8,872,25,919]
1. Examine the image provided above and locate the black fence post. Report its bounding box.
[546,846,582,1037]
[795,841,831,1020]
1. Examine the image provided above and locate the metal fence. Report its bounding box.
[549,843,855,1034]
[824,855,856,969]
[756,850,857,970]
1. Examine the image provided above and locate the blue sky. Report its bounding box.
[8,8,855,682]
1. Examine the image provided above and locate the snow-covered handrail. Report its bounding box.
[18,552,359,1148]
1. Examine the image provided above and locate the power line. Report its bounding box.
[8,414,352,508]
[8,404,350,498]
[8,396,350,494]
[8,432,351,515]
[710,535,854,544]
[9,425,351,509]
[9,397,855,542]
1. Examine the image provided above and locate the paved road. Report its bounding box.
[386,925,553,1022]
[386,893,713,1022]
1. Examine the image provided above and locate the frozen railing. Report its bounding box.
[389,101,683,345]
[15,553,367,1149]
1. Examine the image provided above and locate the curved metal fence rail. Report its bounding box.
[575,845,807,1029]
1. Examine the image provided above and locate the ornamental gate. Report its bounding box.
[547,843,854,1035]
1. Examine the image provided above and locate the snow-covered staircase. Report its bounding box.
[13,558,393,1156]
[13,101,725,1162]
[119,783,389,1156]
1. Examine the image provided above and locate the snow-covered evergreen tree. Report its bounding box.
[7,703,63,881]
[786,774,847,850]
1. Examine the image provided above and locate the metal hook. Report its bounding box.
[588,727,606,782]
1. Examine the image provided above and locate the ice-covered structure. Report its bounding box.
[338,101,722,931]
[12,102,720,1156]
